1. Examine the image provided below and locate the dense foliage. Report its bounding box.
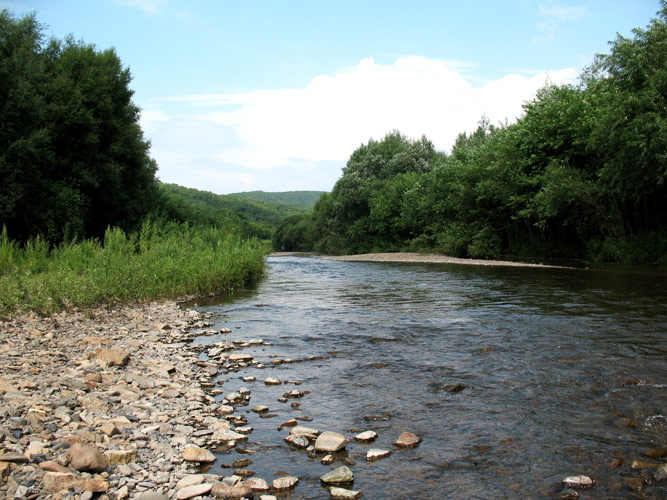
[158,183,318,240]
[0,11,275,317]
[0,11,159,243]
[275,5,667,264]
[229,190,324,210]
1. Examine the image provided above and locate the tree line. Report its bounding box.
[274,3,667,264]
[0,10,312,245]
[0,10,160,243]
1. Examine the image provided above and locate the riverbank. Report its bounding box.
[319,252,572,268]
[0,299,398,500]
[0,301,293,499]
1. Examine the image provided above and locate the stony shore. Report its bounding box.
[0,301,417,500]
[320,252,570,268]
[0,301,302,500]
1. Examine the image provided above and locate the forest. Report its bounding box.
[0,11,272,316]
[274,4,667,265]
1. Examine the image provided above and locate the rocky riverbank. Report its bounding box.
[0,301,422,500]
[321,252,572,268]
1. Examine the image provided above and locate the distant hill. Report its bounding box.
[230,191,325,210]
[158,184,322,239]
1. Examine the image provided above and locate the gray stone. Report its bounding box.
[320,466,353,484]
[176,483,213,500]
[562,476,594,489]
[137,494,170,500]
[366,448,392,461]
[354,430,378,442]
[285,434,310,448]
[315,431,348,452]
[394,431,421,448]
[244,477,270,491]
[67,444,109,473]
[330,486,363,499]
[272,476,299,491]
[654,463,667,482]
[210,482,252,498]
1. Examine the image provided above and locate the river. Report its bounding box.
[193,255,667,499]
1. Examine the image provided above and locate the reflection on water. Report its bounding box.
[193,256,667,499]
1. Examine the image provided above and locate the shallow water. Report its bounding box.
[193,256,667,499]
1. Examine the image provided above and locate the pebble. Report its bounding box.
[315,431,349,452]
[182,445,216,463]
[654,463,667,481]
[66,443,109,472]
[320,466,354,484]
[175,482,213,499]
[366,448,392,461]
[355,430,378,442]
[330,486,363,499]
[272,476,299,491]
[245,477,270,491]
[395,431,421,448]
[562,475,595,489]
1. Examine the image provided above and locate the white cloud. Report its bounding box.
[139,108,170,134]
[145,56,578,193]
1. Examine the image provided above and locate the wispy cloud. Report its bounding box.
[535,3,589,43]
[538,4,588,22]
[113,0,168,15]
[144,56,578,193]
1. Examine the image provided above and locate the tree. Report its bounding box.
[583,1,667,234]
[0,10,159,243]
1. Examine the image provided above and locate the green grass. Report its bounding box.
[0,222,268,318]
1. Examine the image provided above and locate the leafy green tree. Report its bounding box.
[584,1,667,234]
[0,10,158,243]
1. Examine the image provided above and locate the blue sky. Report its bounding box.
[3,0,660,194]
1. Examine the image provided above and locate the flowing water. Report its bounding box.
[193,256,667,499]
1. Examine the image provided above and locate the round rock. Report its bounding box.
[66,444,109,473]
[182,445,216,463]
[394,431,421,448]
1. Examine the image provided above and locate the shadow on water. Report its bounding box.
[193,256,667,500]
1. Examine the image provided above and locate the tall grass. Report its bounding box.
[0,221,268,318]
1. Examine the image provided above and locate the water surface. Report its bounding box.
[195,256,667,499]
